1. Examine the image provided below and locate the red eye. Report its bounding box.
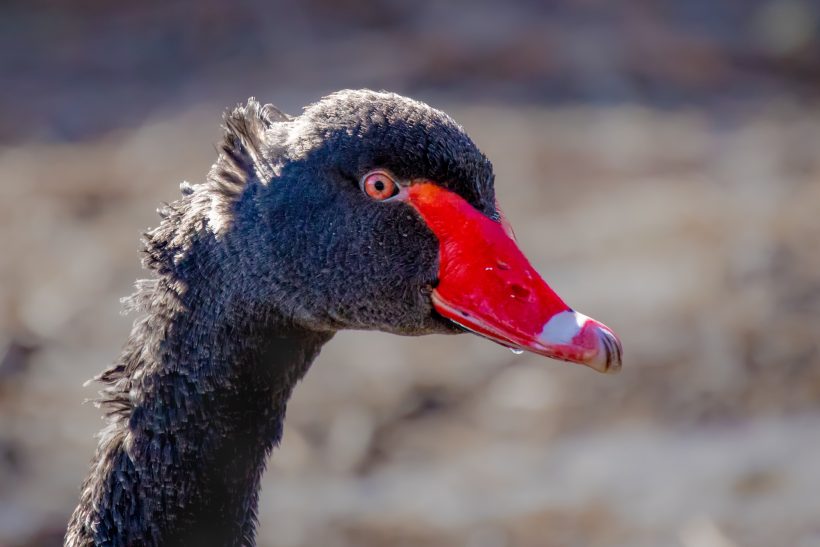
[361,170,399,201]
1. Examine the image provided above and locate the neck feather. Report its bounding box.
[66,196,333,546]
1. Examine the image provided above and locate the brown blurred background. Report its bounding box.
[1,1,820,546]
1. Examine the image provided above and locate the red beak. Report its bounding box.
[407,183,622,373]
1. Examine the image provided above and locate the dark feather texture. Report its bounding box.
[66,90,496,546]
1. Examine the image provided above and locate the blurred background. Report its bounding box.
[1,1,820,546]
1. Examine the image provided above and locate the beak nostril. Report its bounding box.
[509,284,530,299]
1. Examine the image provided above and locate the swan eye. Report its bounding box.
[361,170,399,201]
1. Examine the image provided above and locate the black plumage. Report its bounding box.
[66,90,497,546]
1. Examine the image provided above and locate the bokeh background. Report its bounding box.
[2,1,820,546]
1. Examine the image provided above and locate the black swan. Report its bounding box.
[65,90,622,546]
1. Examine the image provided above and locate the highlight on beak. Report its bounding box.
[406,182,623,374]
